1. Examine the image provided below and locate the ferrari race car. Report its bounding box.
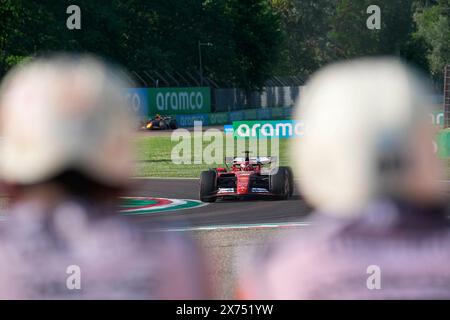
[199,152,294,202]
[144,115,178,130]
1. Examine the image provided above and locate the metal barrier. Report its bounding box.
[212,86,303,112]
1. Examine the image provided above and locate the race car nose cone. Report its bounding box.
[237,175,250,194]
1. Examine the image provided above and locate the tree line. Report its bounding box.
[0,0,449,89]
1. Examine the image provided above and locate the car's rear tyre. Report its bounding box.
[200,170,217,202]
[279,166,294,197]
[269,167,290,200]
[169,119,178,129]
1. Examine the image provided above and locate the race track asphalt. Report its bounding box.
[126,178,313,229]
[125,178,450,230]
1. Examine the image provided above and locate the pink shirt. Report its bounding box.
[239,199,450,299]
[0,199,208,299]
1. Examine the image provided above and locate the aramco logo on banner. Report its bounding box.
[232,120,304,138]
[148,87,211,115]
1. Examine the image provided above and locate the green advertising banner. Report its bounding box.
[148,87,211,115]
[233,120,304,139]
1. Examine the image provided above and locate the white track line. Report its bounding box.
[152,221,311,232]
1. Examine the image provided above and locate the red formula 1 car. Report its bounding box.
[199,152,294,202]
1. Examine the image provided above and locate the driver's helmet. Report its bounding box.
[155,114,161,120]
[241,162,252,171]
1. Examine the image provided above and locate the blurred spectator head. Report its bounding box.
[0,55,136,199]
[293,58,445,217]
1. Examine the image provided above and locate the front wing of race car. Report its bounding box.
[211,173,277,199]
[199,167,293,202]
[213,187,278,199]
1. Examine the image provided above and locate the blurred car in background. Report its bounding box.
[144,114,178,130]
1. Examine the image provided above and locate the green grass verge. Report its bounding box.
[134,135,450,179]
[134,135,293,178]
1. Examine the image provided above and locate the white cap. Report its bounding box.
[293,58,442,217]
[0,55,136,186]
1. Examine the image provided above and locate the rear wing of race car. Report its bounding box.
[224,156,278,165]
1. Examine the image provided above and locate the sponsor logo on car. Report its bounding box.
[218,188,235,193]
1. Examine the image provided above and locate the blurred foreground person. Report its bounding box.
[0,55,208,299]
[238,58,450,299]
